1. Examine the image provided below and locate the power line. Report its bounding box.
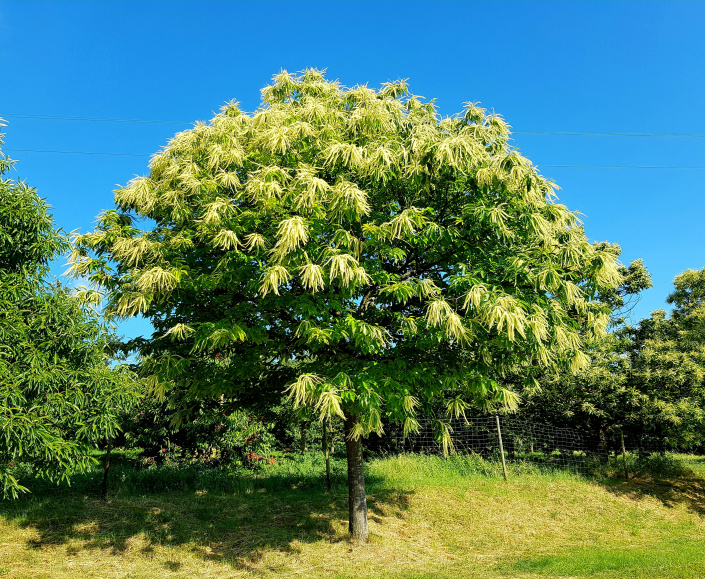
[5,148,705,169]
[514,131,705,138]
[542,164,705,169]
[3,113,191,125]
[3,113,705,138]
[6,148,150,158]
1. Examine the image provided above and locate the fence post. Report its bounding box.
[496,415,508,481]
[620,430,628,481]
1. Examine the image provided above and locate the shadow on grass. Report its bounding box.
[0,454,412,571]
[589,453,705,517]
[599,474,705,518]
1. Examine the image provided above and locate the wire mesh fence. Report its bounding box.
[365,416,667,478]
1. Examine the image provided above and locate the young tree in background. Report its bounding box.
[0,122,140,498]
[624,268,705,449]
[71,71,622,540]
[520,263,705,454]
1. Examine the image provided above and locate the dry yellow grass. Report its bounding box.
[1,457,705,578]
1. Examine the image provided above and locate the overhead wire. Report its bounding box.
[3,113,191,125]
[514,131,705,138]
[5,148,150,157]
[541,164,705,169]
[4,112,705,138]
[3,113,705,168]
[4,148,705,169]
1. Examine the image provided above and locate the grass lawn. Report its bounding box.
[1,452,704,578]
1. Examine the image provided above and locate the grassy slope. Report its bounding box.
[1,453,704,578]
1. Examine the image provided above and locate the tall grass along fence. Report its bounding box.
[365,416,678,479]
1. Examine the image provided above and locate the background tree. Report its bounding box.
[518,263,705,455]
[0,122,140,498]
[71,70,622,540]
[599,257,652,326]
[623,268,705,449]
[120,392,283,467]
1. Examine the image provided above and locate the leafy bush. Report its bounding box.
[590,451,693,480]
[121,398,277,468]
[630,452,692,479]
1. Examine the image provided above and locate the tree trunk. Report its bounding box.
[323,417,331,492]
[300,419,309,453]
[598,426,610,462]
[100,439,112,502]
[344,414,368,542]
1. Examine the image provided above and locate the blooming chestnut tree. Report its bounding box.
[71,70,621,540]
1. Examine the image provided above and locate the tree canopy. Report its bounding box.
[517,256,652,445]
[518,264,705,453]
[0,122,140,498]
[624,268,705,449]
[71,70,623,538]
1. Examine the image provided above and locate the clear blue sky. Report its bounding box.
[1,0,703,339]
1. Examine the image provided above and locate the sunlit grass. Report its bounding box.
[675,453,705,478]
[505,535,705,578]
[1,451,704,577]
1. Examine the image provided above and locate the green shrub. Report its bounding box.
[121,399,277,468]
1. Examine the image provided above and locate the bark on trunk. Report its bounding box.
[100,440,112,502]
[323,417,331,492]
[344,414,368,542]
[598,426,610,462]
[300,419,309,453]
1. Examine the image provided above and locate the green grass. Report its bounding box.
[1,451,705,578]
[676,453,705,478]
[506,536,705,578]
